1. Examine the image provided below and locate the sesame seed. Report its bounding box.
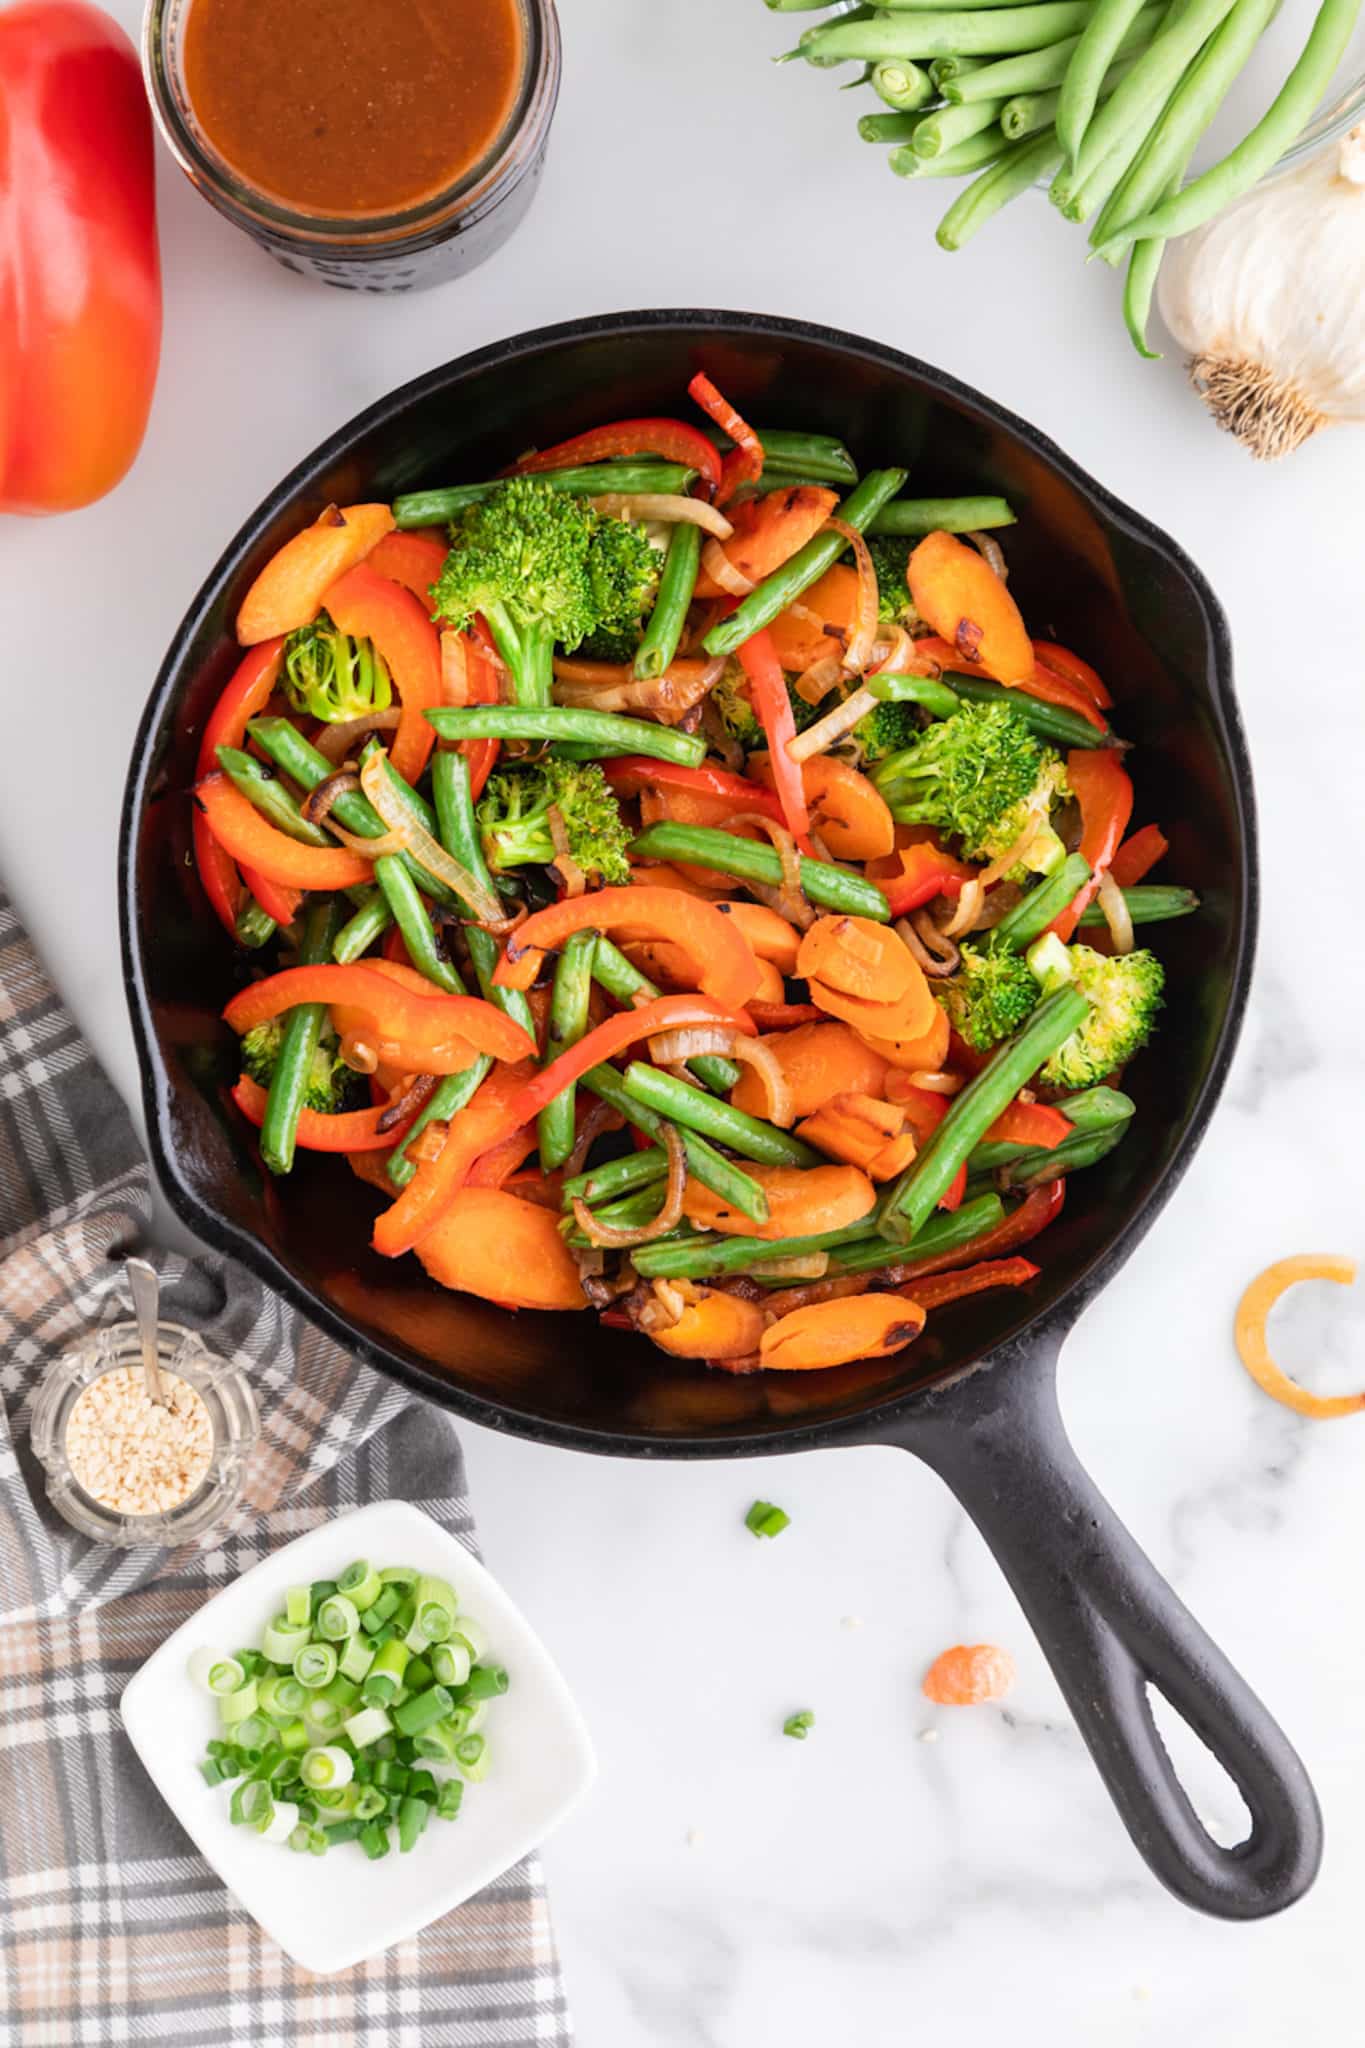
[65,1367,213,1517]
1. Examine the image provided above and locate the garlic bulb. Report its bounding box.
[1157,123,1365,460]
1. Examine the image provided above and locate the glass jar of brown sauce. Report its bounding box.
[143,0,560,291]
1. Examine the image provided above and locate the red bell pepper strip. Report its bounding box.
[1049,749,1135,943]
[984,1099,1072,1150]
[223,965,535,1064]
[735,631,814,852]
[603,758,785,823]
[746,1001,824,1030]
[231,1075,417,1153]
[191,639,296,935]
[871,830,975,917]
[373,993,756,1258]
[902,1257,1041,1311]
[195,774,375,891]
[1,1,161,515]
[1109,823,1168,890]
[897,1086,967,1211]
[893,1178,1066,1286]
[494,886,762,1011]
[440,625,501,800]
[687,373,763,505]
[510,417,722,492]
[1031,640,1112,710]
[367,529,447,612]
[914,637,1109,736]
[322,561,442,786]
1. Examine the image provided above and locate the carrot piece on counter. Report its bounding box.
[922,1644,1016,1706]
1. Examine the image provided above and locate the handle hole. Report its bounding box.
[1147,1683,1254,1848]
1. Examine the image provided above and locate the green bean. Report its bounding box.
[393,464,697,527]
[580,1063,770,1223]
[946,8,1161,101]
[937,130,1066,250]
[629,822,890,921]
[1002,50,1140,137]
[590,937,740,1094]
[622,1063,824,1169]
[373,857,466,995]
[333,889,394,963]
[429,752,537,1042]
[1122,215,1173,358]
[995,1120,1130,1189]
[867,671,963,719]
[814,1193,1007,1277]
[562,1146,670,1207]
[890,130,1006,177]
[216,748,334,846]
[930,52,986,85]
[860,110,922,143]
[1053,1085,1137,1130]
[947,673,1115,749]
[425,706,706,767]
[872,58,936,108]
[1055,0,1152,164]
[538,932,597,1171]
[881,987,1090,1240]
[386,1061,490,1189]
[632,1218,878,1281]
[911,95,1005,156]
[990,855,1092,950]
[259,899,343,1178]
[235,898,278,949]
[766,0,845,11]
[634,521,700,681]
[701,427,859,487]
[869,496,1016,536]
[1065,0,1240,193]
[1077,885,1198,927]
[801,6,1096,64]
[786,3,876,61]
[701,469,907,659]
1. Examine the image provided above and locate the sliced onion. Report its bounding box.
[378,1071,438,1132]
[967,530,1008,582]
[824,518,878,675]
[563,1095,623,1181]
[301,769,363,829]
[702,692,744,773]
[727,1034,794,1127]
[408,1119,449,1165]
[1096,869,1134,955]
[730,811,812,930]
[647,1027,736,1065]
[547,803,587,899]
[338,1031,379,1075]
[314,708,401,764]
[554,657,724,727]
[758,1253,829,1281]
[904,1069,963,1094]
[572,1125,688,1248]
[795,655,844,707]
[895,914,959,980]
[590,494,734,541]
[358,751,505,926]
[701,537,755,597]
[941,877,985,939]
[788,684,878,764]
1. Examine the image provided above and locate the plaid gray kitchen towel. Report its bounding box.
[0,887,573,2047]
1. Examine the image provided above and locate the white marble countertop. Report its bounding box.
[5,2,1364,2039]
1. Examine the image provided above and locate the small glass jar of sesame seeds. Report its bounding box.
[30,1322,259,1548]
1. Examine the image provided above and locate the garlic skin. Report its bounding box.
[1157,124,1365,460]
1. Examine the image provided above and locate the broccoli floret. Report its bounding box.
[935,942,1040,1053]
[282,612,392,724]
[867,537,925,630]
[476,758,631,885]
[239,1020,360,1113]
[577,619,644,664]
[706,662,823,751]
[870,703,1065,872]
[855,699,925,766]
[1041,946,1164,1089]
[979,753,1071,878]
[430,479,656,705]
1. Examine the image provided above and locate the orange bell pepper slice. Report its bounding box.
[1049,749,1134,942]
[494,886,762,1010]
[237,505,395,646]
[191,640,299,934]
[1109,823,1168,889]
[231,1075,417,1153]
[224,965,535,1067]
[373,994,754,1259]
[367,528,447,610]
[984,1099,1073,1150]
[322,560,442,787]
[195,773,375,892]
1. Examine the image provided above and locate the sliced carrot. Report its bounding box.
[750,752,894,861]
[767,562,859,672]
[715,900,802,975]
[922,1643,1016,1706]
[862,1003,951,1074]
[808,974,938,1046]
[908,532,1033,686]
[647,1288,769,1361]
[629,862,726,899]
[683,1163,876,1242]
[694,486,838,599]
[796,1093,915,1181]
[760,1293,926,1370]
[730,1020,889,1121]
[236,503,394,646]
[797,915,918,1005]
[747,1000,824,1030]
[367,528,447,610]
[416,1186,587,1310]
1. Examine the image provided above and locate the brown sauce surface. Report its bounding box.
[182,0,524,217]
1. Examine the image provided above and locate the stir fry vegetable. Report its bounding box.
[195,378,1195,1376]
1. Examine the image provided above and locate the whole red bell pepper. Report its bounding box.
[1,2,161,514]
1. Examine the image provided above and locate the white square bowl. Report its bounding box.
[120,1497,595,1973]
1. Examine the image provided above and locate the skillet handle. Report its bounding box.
[883,1334,1321,1919]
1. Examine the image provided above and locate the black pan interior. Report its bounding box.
[121,312,1253,1454]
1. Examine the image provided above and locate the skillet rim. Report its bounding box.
[118,307,1256,1459]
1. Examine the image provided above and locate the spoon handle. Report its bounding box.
[126,1257,166,1408]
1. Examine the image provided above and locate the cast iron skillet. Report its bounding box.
[120,310,1321,1920]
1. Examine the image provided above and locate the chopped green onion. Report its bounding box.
[218,1677,259,1726]
[262,1615,313,1665]
[343,1705,393,1749]
[188,1648,246,1696]
[429,1642,471,1689]
[745,1501,791,1539]
[336,1559,384,1612]
[436,1778,464,1821]
[301,1745,354,1792]
[783,1711,815,1740]
[284,1586,312,1629]
[455,1734,490,1782]
[392,1685,454,1738]
[292,1642,338,1690]
[315,1594,361,1641]
[338,1636,377,1684]
[362,1637,410,1706]
[461,1664,510,1702]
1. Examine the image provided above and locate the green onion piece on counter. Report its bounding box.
[746,1501,791,1540]
[783,1711,816,1740]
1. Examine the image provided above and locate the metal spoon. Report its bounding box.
[126,1257,167,1408]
